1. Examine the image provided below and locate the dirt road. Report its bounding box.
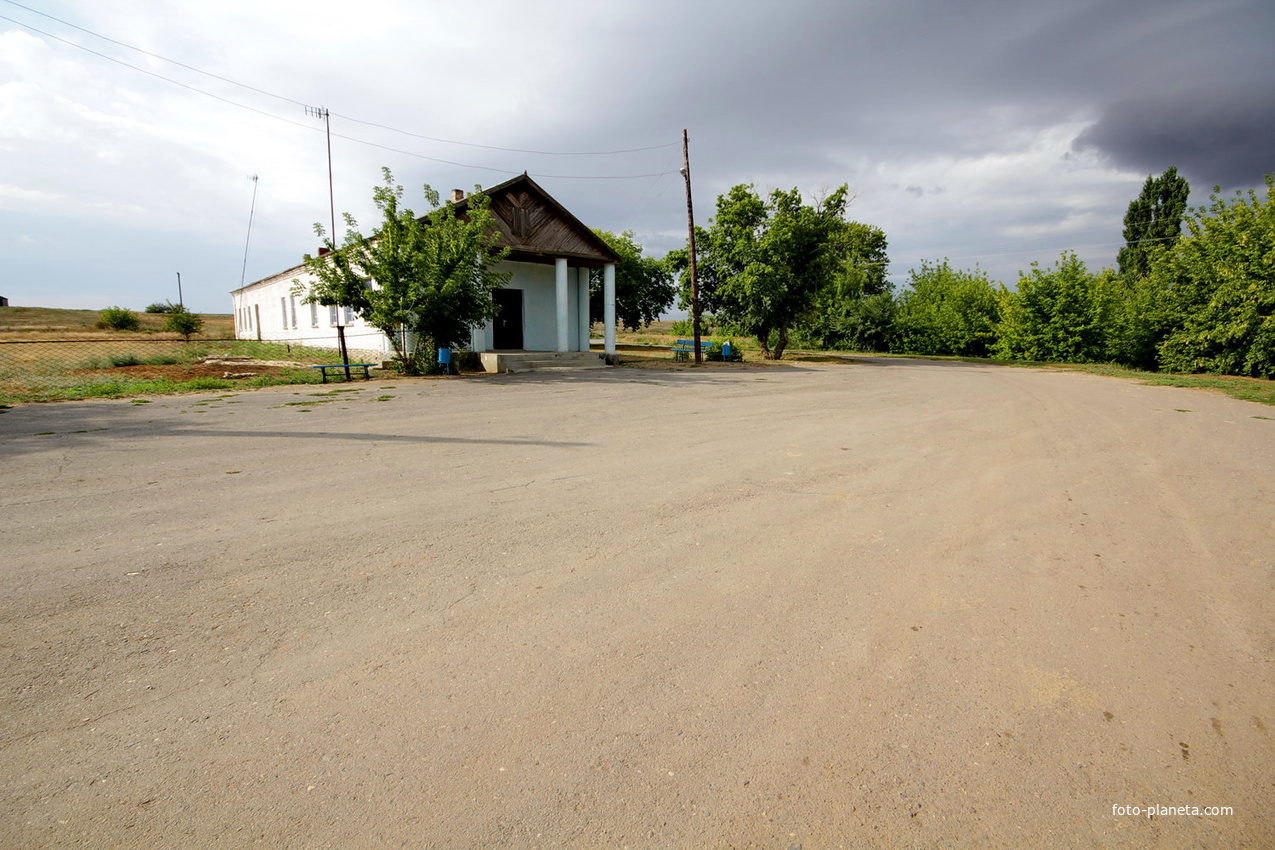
[2,359,1271,848]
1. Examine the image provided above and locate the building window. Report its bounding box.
[310,301,319,328]
[281,298,287,328]
[329,305,339,326]
[344,306,355,325]
[289,295,298,329]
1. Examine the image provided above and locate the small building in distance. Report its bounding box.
[229,174,620,371]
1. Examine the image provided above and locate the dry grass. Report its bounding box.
[0,306,234,339]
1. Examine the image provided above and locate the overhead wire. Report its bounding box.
[0,0,678,158]
[0,11,678,180]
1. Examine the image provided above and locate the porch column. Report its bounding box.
[555,257,569,352]
[603,262,616,356]
[577,267,591,352]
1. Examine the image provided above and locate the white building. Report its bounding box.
[230,174,621,370]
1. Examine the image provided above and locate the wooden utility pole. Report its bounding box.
[681,129,702,364]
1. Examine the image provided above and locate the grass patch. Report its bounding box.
[0,367,325,404]
[374,395,395,401]
[815,352,1275,407]
[1030,362,1275,406]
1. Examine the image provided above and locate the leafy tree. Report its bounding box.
[1104,268,1179,370]
[797,221,892,350]
[1118,166,1190,279]
[145,301,176,314]
[692,184,851,359]
[163,305,204,341]
[297,168,510,374]
[588,230,676,331]
[97,306,140,331]
[995,253,1116,362]
[1155,177,1275,378]
[893,261,1000,356]
[830,221,891,298]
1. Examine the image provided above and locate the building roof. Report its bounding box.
[233,174,620,294]
[448,173,621,268]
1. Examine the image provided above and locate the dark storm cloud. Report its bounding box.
[547,0,1273,186]
[1075,83,1275,189]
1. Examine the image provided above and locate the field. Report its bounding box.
[0,307,335,402]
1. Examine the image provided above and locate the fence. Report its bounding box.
[0,336,387,402]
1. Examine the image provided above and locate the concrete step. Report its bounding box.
[482,351,609,374]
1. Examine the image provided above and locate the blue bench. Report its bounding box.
[672,338,700,361]
[671,339,731,361]
[310,363,376,383]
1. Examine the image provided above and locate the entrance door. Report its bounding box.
[492,288,524,349]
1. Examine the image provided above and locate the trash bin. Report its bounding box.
[722,341,732,361]
[438,347,451,374]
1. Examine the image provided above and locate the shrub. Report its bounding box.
[995,253,1115,363]
[670,317,715,336]
[163,309,204,341]
[704,340,744,362]
[894,261,1000,356]
[109,353,143,367]
[97,306,140,331]
[145,302,176,314]
[144,354,181,366]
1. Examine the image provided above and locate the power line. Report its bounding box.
[0,0,678,157]
[1,12,678,180]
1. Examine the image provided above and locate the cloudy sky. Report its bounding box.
[2,0,1272,314]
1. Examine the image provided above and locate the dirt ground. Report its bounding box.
[1,358,1271,848]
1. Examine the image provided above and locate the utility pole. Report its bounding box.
[176,271,183,309]
[307,105,349,373]
[681,129,702,364]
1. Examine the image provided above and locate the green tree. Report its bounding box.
[1154,177,1275,378]
[588,230,676,331]
[692,184,851,359]
[163,305,204,341]
[1117,166,1190,279]
[995,253,1116,362]
[297,168,510,374]
[830,220,891,298]
[797,221,892,350]
[145,301,176,314]
[893,261,1000,356]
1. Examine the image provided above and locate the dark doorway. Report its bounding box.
[492,288,524,349]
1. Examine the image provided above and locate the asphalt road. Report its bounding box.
[2,359,1272,848]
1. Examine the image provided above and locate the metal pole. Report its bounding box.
[324,109,336,246]
[176,272,183,309]
[681,129,702,364]
[309,104,347,368]
[240,175,259,289]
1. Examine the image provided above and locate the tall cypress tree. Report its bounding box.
[1117,166,1190,278]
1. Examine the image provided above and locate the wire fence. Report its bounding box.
[0,337,387,402]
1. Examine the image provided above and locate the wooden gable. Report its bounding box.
[452,174,621,268]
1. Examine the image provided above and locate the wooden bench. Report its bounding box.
[310,363,376,383]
